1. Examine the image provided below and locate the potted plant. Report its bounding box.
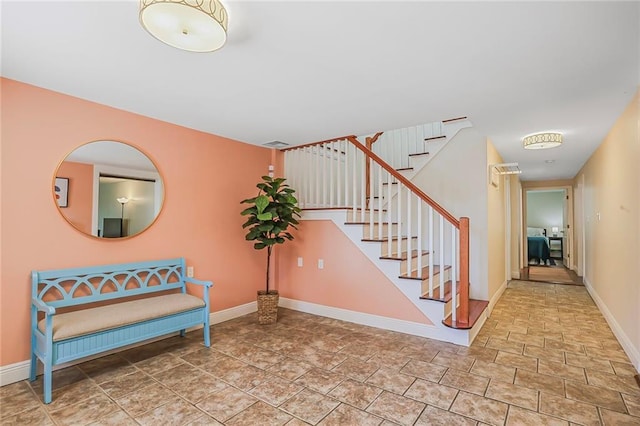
[241,175,301,324]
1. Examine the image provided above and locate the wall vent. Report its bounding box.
[263,140,289,148]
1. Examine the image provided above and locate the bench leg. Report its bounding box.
[203,323,211,348]
[179,329,186,338]
[43,358,52,404]
[29,351,37,381]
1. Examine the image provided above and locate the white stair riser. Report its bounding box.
[346,210,387,222]
[382,237,418,253]
[363,223,400,238]
[400,253,430,272]
[420,271,454,297]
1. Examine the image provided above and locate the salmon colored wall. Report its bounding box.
[56,161,93,234]
[0,78,272,366]
[277,220,432,324]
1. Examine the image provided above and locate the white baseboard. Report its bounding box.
[488,280,509,316]
[0,302,258,388]
[210,301,257,325]
[0,361,31,387]
[583,278,640,372]
[511,270,521,279]
[279,297,472,346]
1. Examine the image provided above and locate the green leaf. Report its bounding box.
[258,223,274,232]
[240,196,257,204]
[240,207,257,216]
[257,212,273,221]
[255,195,269,213]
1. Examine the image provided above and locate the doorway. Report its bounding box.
[521,187,582,285]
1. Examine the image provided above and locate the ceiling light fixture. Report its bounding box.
[523,132,563,150]
[139,0,228,53]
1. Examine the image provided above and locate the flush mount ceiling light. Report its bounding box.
[139,0,228,53]
[523,132,563,150]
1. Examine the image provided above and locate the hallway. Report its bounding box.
[521,264,583,286]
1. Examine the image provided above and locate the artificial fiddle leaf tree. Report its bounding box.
[241,175,301,293]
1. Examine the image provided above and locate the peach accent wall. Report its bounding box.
[0,78,272,366]
[56,161,93,234]
[277,220,432,324]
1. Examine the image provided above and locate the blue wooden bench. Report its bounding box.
[30,258,212,404]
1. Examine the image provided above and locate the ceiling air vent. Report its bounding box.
[263,140,289,148]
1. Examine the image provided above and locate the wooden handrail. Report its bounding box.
[346,136,460,227]
[280,135,356,152]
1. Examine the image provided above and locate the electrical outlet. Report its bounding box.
[187,266,194,277]
[318,259,324,269]
[297,257,303,267]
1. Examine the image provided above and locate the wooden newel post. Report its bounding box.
[459,217,470,325]
[364,132,383,208]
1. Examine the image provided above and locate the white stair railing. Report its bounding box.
[283,135,472,326]
[366,121,444,171]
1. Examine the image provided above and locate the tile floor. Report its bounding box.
[2,280,639,425]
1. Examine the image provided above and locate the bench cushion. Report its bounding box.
[38,293,205,341]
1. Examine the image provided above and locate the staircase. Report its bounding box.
[283,118,488,346]
[366,116,473,179]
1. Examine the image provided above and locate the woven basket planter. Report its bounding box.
[257,290,279,324]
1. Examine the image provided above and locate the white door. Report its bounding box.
[562,188,571,267]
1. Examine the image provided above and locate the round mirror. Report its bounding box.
[53,140,164,239]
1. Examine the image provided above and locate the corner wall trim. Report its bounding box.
[0,302,258,387]
[488,279,509,315]
[279,297,472,346]
[583,278,640,371]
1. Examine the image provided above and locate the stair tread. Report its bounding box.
[419,280,458,302]
[380,250,429,261]
[442,299,489,330]
[362,236,417,242]
[396,167,414,171]
[408,151,430,157]
[424,135,446,141]
[399,265,451,280]
[345,221,399,225]
[442,116,468,123]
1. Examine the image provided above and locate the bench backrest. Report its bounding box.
[32,258,187,308]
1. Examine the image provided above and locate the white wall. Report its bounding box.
[412,128,489,300]
[575,92,639,370]
[487,140,506,302]
[526,190,564,234]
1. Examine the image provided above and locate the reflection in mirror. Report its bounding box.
[55,140,164,239]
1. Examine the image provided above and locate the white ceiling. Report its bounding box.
[2,1,638,181]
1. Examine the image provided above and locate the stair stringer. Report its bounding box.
[403,119,474,180]
[301,209,487,346]
[367,119,474,208]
